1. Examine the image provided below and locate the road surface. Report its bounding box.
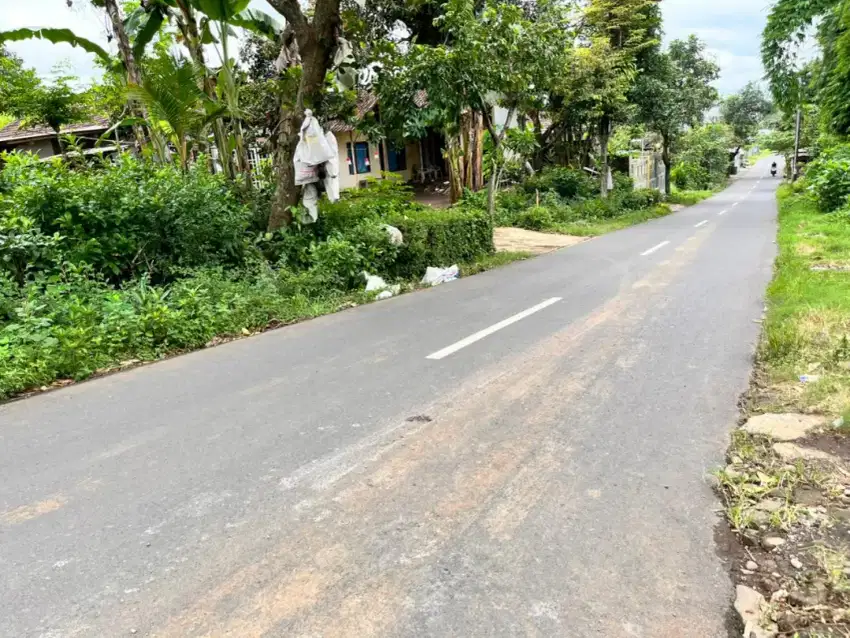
[0,163,780,637]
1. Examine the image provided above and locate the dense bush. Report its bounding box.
[0,153,251,282]
[671,162,712,190]
[675,123,731,188]
[806,144,850,212]
[319,180,493,278]
[515,206,554,231]
[522,166,597,200]
[0,156,505,398]
[0,267,357,398]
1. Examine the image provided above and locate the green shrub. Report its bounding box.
[522,167,597,200]
[386,205,494,278]
[0,152,251,281]
[0,266,355,398]
[309,236,364,291]
[671,162,712,190]
[572,197,613,219]
[611,171,634,193]
[515,206,554,231]
[806,145,850,212]
[319,188,493,279]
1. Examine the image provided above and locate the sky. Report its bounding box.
[3,0,772,96]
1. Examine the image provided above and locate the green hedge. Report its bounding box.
[318,182,494,279]
[384,205,494,278]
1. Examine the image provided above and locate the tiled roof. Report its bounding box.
[327,92,378,133]
[0,116,111,143]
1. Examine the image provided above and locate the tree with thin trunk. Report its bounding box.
[101,0,148,146]
[265,0,342,231]
[584,0,660,198]
[632,35,720,195]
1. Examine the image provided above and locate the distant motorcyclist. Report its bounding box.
[771,161,778,177]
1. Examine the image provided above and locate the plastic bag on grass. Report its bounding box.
[383,224,403,246]
[363,272,400,297]
[421,265,459,286]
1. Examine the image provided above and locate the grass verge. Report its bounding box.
[459,251,534,275]
[757,184,850,416]
[550,204,672,237]
[666,187,717,207]
[714,184,850,636]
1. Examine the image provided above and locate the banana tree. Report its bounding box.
[128,55,225,169]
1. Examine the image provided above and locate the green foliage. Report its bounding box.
[0,266,357,399]
[309,235,364,290]
[522,167,598,200]
[806,144,850,212]
[674,123,732,187]
[0,28,112,65]
[671,162,712,190]
[515,206,554,231]
[633,37,719,138]
[0,152,250,281]
[721,82,773,147]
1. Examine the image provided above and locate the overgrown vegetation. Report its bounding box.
[0,154,500,399]
[466,165,673,236]
[756,183,850,416]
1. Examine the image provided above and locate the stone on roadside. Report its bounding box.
[790,557,803,569]
[773,442,840,463]
[754,499,783,513]
[742,413,825,441]
[746,560,759,571]
[761,536,786,550]
[734,585,777,638]
[734,585,765,626]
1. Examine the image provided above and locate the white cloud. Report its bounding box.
[661,0,771,95]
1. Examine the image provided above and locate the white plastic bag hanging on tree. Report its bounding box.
[294,160,319,186]
[295,110,334,166]
[322,130,340,203]
[301,183,319,224]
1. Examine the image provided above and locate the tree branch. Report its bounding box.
[266,0,306,32]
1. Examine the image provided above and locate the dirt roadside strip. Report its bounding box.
[719,184,850,638]
[494,227,587,254]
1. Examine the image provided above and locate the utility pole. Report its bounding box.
[792,107,802,181]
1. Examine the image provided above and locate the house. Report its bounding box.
[0,116,114,158]
[326,92,446,190]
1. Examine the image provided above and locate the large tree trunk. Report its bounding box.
[267,0,341,231]
[103,0,147,151]
[599,115,611,198]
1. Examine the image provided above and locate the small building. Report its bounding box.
[629,152,666,191]
[326,92,446,190]
[0,117,112,158]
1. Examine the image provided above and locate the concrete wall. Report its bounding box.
[8,138,55,158]
[335,131,420,190]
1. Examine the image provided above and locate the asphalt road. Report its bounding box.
[0,161,780,638]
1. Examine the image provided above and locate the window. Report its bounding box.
[387,144,407,172]
[346,141,371,175]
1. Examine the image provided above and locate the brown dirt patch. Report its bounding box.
[716,428,850,636]
[494,227,586,255]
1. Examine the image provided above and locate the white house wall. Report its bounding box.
[336,131,419,190]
